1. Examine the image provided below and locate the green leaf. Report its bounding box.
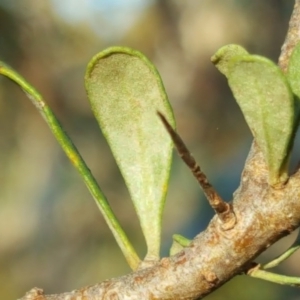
[286,41,300,130]
[248,268,300,287]
[211,44,249,76]
[287,41,300,99]
[227,55,294,187]
[170,234,191,256]
[85,47,175,260]
[0,61,140,270]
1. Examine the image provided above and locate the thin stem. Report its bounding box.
[263,230,300,269]
[0,61,141,270]
[248,267,300,287]
[173,234,191,247]
[157,111,236,230]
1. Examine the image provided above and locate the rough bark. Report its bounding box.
[19,1,300,299]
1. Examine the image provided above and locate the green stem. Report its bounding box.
[173,234,191,247]
[249,268,300,287]
[0,61,140,270]
[263,231,300,269]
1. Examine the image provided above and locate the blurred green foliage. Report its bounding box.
[0,1,299,299]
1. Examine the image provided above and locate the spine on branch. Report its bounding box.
[157,111,236,230]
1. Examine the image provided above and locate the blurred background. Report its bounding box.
[0,0,299,299]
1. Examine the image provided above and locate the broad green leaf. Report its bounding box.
[227,55,294,187]
[85,47,175,260]
[211,44,248,76]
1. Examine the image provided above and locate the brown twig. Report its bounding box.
[157,111,236,230]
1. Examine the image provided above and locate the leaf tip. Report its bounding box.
[211,44,249,76]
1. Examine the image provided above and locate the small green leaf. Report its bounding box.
[85,47,175,260]
[170,234,191,256]
[211,44,249,76]
[287,42,300,99]
[227,55,294,186]
[286,41,300,130]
